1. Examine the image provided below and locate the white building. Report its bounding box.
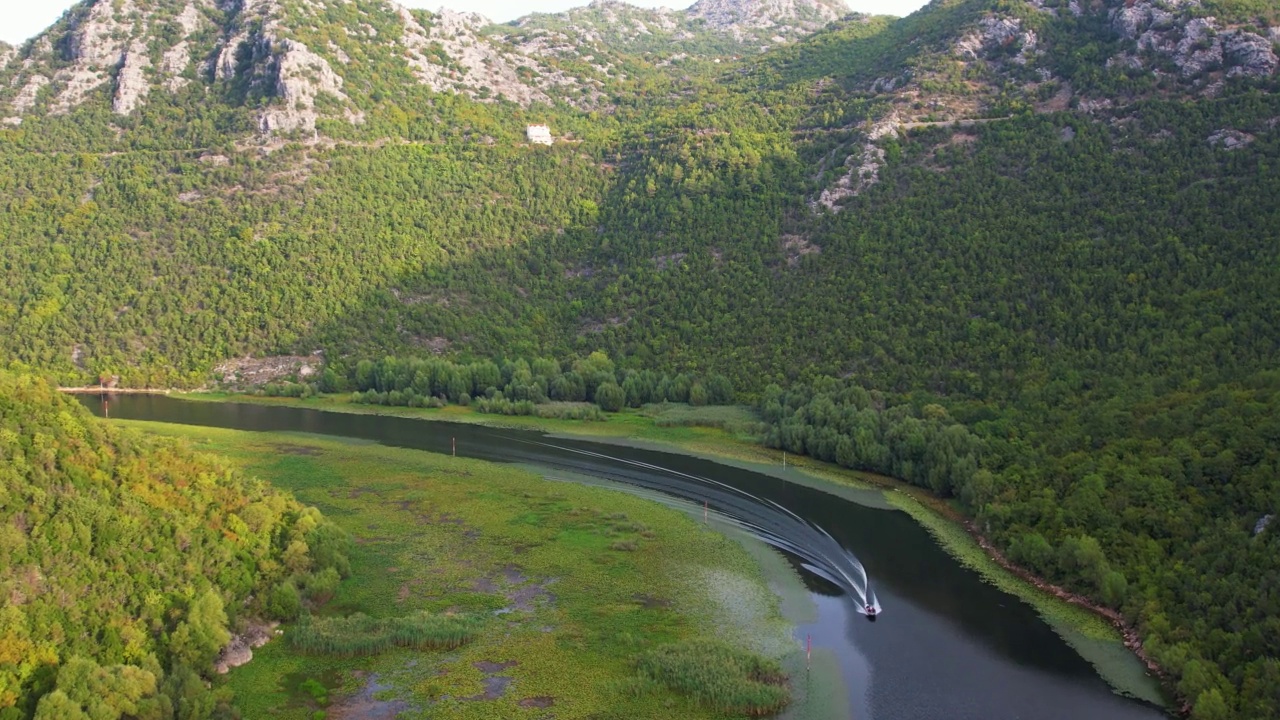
[526,124,553,145]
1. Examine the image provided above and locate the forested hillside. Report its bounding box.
[1,0,1279,716]
[0,370,350,717]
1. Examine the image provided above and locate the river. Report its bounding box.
[79,394,1169,720]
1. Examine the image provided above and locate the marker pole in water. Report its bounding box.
[452,437,456,456]
[704,500,708,524]
[806,634,811,670]
[783,451,786,468]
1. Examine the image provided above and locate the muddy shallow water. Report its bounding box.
[81,395,1170,720]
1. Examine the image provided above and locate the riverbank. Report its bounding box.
[116,419,838,719]
[58,386,174,394]
[161,392,1168,707]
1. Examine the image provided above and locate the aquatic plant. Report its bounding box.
[635,639,790,716]
[286,612,479,656]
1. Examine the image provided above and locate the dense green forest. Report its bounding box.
[760,375,1279,719]
[262,351,735,415]
[0,370,351,718]
[2,0,1279,716]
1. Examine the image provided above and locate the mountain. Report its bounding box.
[1,0,1279,716]
[512,0,849,57]
[0,0,850,132]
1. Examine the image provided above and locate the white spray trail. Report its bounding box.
[507,437,880,614]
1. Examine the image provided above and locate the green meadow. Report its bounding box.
[174,394,1158,703]
[118,420,821,719]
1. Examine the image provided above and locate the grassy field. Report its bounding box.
[119,420,826,719]
[171,393,1164,704]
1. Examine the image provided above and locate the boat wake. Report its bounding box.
[503,437,880,614]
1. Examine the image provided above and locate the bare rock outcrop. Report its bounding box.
[396,4,589,108]
[52,0,135,113]
[8,76,50,118]
[112,41,151,115]
[1256,514,1274,537]
[161,42,193,92]
[1207,128,1253,150]
[2,0,219,119]
[208,0,363,134]
[214,621,278,675]
[215,0,283,81]
[0,43,15,73]
[214,353,323,388]
[955,16,1038,65]
[1221,30,1278,77]
[1109,0,1277,79]
[259,38,358,134]
[175,1,203,35]
[159,2,207,93]
[813,117,896,213]
[688,0,847,42]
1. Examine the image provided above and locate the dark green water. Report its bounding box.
[80,395,1170,720]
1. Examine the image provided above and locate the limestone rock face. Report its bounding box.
[214,621,278,675]
[687,0,847,42]
[161,41,193,92]
[259,38,356,134]
[2,76,49,125]
[0,0,217,120]
[51,0,135,113]
[395,4,591,108]
[158,2,207,92]
[688,0,846,30]
[0,0,865,133]
[11,76,50,115]
[954,16,1038,65]
[1108,0,1278,80]
[1208,128,1254,150]
[813,116,897,213]
[112,40,151,115]
[68,0,133,67]
[1221,30,1278,77]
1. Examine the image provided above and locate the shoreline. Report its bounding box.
[81,390,1171,709]
[59,386,174,394]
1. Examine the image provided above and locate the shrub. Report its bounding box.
[267,581,303,621]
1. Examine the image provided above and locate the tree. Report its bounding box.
[688,382,708,407]
[1100,570,1128,606]
[575,352,616,396]
[267,582,302,621]
[595,382,626,412]
[33,657,159,720]
[1008,532,1055,574]
[168,592,230,670]
[1191,689,1232,720]
[704,374,734,404]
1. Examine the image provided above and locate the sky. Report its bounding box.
[0,0,929,45]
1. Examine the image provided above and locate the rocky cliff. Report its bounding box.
[0,0,855,134]
[0,0,1274,151]
[798,0,1280,212]
[688,0,848,44]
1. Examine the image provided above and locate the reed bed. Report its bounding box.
[647,404,766,435]
[635,639,790,717]
[287,611,479,656]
